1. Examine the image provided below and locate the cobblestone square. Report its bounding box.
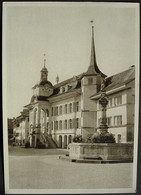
[9,147,133,190]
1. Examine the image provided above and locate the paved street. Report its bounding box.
[9,147,133,189]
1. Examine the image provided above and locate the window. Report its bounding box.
[51,107,54,116]
[118,134,121,143]
[88,78,93,84]
[69,103,72,113]
[65,85,69,92]
[65,120,67,129]
[69,119,72,129]
[117,96,122,105]
[114,115,122,126]
[56,121,58,130]
[114,96,122,106]
[56,107,58,116]
[107,117,112,126]
[76,102,79,112]
[60,87,65,93]
[34,109,37,124]
[76,118,79,128]
[59,120,62,130]
[107,98,112,108]
[65,104,67,114]
[59,106,62,115]
[51,122,53,130]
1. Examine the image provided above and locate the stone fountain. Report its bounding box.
[68,82,133,163]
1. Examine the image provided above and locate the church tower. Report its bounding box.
[81,25,106,139]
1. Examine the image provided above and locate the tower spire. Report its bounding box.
[44,53,46,68]
[85,21,106,77]
[90,24,97,68]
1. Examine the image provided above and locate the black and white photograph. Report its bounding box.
[2,2,139,194]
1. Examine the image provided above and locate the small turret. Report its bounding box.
[40,54,48,83]
[56,75,59,84]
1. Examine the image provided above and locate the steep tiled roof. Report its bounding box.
[53,73,84,89]
[91,66,135,98]
[50,73,84,97]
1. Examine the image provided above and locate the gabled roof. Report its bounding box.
[91,66,135,98]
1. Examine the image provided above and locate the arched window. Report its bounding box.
[56,107,58,116]
[59,106,62,115]
[59,120,62,130]
[65,104,67,114]
[65,120,67,129]
[76,118,79,128]
[56,121,58,130]
[69,119,72,129]
[69,103,72,113]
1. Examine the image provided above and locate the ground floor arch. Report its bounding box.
[64,135,67,148]
[68,135,72,144]
[59,135,62,148]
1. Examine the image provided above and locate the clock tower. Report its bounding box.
[32,56,54,98]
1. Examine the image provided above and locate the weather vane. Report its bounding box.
[90,20,94,28]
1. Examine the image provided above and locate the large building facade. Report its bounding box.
[13,26,135,148]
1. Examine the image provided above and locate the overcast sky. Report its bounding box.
[3,2,139,118]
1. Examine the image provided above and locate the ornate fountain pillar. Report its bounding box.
[99,90,108,135]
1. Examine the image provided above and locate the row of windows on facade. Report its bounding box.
[49,118,80,130]
[98,96,122,109]
[52,102,80,116]
[98,115,122,126]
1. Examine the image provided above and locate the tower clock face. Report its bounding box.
[39,84,53,97]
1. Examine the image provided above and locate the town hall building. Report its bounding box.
[13,26,135,148]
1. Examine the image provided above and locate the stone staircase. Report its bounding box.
[40,133,57,148]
